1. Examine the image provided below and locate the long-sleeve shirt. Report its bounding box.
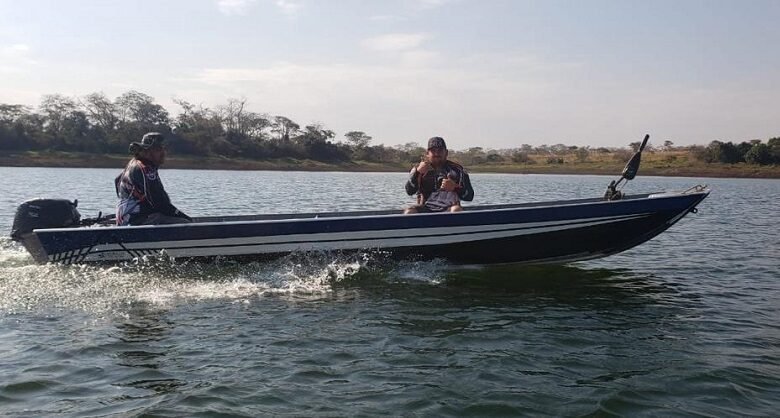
[115,158,186,225]
[405,160,474,203]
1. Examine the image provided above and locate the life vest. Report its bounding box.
[416,160,466,205]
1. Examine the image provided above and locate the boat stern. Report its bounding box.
[14,232,51,264]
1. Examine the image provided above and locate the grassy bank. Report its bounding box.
[0,151,405,172]
[1,150,778,179]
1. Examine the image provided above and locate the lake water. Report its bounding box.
[1,167,778,416]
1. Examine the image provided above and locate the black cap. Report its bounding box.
[427,136,447,150]
[129,132,166,154]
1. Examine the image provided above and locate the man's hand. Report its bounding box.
[416,160,431,175]
[440,178,457,192]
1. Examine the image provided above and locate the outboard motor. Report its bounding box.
[11,199,81,241]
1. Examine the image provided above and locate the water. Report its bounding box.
[1,167,778,416]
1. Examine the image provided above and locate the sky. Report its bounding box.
[0,0,778,150]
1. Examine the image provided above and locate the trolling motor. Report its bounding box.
[604,134,650,201]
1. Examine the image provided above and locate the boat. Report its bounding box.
[10,135,710,266]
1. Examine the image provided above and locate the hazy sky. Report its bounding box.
[1,0,778,150]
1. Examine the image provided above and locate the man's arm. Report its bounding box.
[142,169,191,220]
[149,181,190,219]
[458,171,474,201]
[132,165,179,216]
[405,166,420,196]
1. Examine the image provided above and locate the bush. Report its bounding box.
[486,153,504,163]
[575,148,589,162]
[612,149,633,162]
[705,141,743,163]
[511,151,531,163]
[690,145,708,162]
[744,143,773,165]
[769,137,780,163]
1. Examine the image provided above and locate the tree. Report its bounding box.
[113,90,170,149]
[511,151,532,164]
[244,112,272,139]
[0,104,32,150]
[768,137,780,163]
[663,140,674,151]
[744,143,772,165]
[486,153,504,163]
[736,141,753,159]
[551,143,568,154]
[39,94,78,140]
[704,141,742,164]
[115,90,169,126]
[297,123,335,144]
[271,116,299,141]
[217,97,269,138]
[295,123,347,162]
[0,104,29,123]
[82,92,118,132]
[344,131,372,148]
[394,142,425,164]
[172,98,224,154]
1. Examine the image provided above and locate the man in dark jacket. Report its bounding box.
[404,136,474,214]
[115,132,191,226]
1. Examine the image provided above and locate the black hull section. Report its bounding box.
[388,211,679,264]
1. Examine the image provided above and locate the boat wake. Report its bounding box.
[0,239,402,317]
[2,236,638,318]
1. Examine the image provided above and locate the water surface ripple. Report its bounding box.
[1,168,778,416]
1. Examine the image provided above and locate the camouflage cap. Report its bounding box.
[427,136,447,150]
[129,132,166,154]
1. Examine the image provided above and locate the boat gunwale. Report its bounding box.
[30,189,710,234]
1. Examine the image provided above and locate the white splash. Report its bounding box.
[0,249,371,317]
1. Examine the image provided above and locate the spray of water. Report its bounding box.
[0,240,379,317]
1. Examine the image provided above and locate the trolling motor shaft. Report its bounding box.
[604,134,650,201]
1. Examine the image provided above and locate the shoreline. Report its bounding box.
[1,151,778,179]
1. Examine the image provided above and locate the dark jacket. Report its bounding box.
[405,160,474,203]
[115,158,188,225]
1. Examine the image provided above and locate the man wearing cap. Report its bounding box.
[115,132,192,226]
[404,136,474,214]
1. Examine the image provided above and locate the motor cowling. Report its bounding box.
[11,199,81,240]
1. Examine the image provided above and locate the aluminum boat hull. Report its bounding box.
[16,189,709,265]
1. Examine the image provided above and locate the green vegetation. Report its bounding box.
[1,91,778,178]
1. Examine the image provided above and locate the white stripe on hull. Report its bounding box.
[63,212,650,262]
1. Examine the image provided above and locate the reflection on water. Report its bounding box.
[116,306,171,368]
[340,262,682,310]
[112,305,186,396]
[348,265,691,342]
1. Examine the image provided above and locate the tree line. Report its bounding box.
[690,139,780,165]
[0,91,425,165]
[1,91,778,167]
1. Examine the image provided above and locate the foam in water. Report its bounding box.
[0,238,34,267]
[0,244,373,318]
[388,258,451,285]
